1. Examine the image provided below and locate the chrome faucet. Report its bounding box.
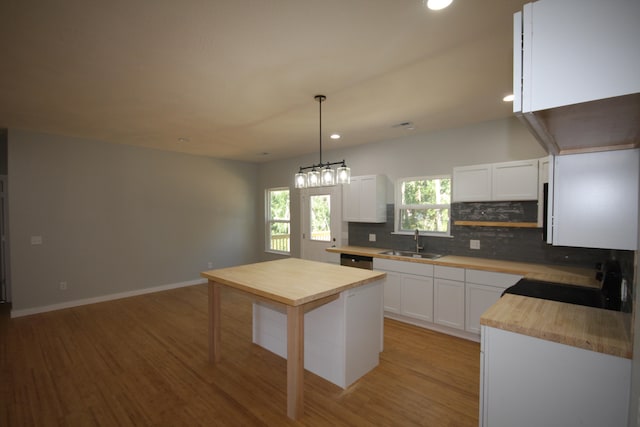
[414,229,423,253]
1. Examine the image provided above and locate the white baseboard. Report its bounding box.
[10,278,207,318]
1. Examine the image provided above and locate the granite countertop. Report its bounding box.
[328,245,631,358]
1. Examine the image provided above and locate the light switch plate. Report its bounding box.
[470,239,480,250]
[31,235,43,245]
[369,233,376,242]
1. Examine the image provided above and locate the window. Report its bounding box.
[309,194,331,242]
[266,188,290,253]
[395,175,451,235]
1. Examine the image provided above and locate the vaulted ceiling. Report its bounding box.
[0,0,529,162]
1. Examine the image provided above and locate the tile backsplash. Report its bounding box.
[348,203,633,271]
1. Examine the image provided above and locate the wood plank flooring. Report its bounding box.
[0,285,480,426]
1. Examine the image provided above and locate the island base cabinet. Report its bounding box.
[252,280,383,389]
[480,326,630,427]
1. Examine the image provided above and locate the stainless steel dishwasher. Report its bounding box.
[340,253,373,270]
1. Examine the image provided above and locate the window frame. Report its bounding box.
[265,187,291,254]
[394,174,452,237]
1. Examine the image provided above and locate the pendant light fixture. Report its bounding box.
[294,95,350,188]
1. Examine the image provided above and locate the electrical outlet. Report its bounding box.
[470,239,480,250]
[207,262,213,269]
[31,235,43,245]
[59,281,67,290]
[369,233,377,242]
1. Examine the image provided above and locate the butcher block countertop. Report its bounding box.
[481,294,632,359]
[328,246,631,358]
[201,258,385,306]
[327,246,599,287]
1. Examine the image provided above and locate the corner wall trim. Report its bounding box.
[10,278,207,318]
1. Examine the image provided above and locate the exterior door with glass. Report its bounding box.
[300,186,343,263]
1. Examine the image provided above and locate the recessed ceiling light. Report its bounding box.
[425,0,453,11]
[330,133,341,140]
[177,137,190,143]
[502,94,515,102]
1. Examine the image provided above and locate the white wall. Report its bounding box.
[257,116,546,259]
[8,129,259,313]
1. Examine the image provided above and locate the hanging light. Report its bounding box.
[294,95,351,188]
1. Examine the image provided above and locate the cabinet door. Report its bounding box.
[433,278,465,330]
[343,175,386,223]
[553,149,639,250]
[401,274,433,322]
[343,176,361,221]
[465,283,502,335]
[453,164,492,202]
[523,0,640,112]
[491,160,538,201]
[383,271,402,314]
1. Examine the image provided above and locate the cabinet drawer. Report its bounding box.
[466,269,521,290]
[373,258,433,276]
[434,265,465,281]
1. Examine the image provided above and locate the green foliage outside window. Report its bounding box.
[397,176,451,234]
[310,194,331,241]
[267,189,290,252]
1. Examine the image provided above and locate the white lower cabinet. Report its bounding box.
[252,280,384,389]
[433,266,465,330]
[465,283,502,334]
[401,274,434,322]
[374,259,434,322]
[465,269,521,334]
[481,326,631,427]
[434,279,465,329]
[376,259,522,340]
[382,271,402,314]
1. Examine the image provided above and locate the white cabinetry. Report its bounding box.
[517,0,639,113]
[480,326,631,427]
[374,258,433,322]
[343,175,386,223]
[452,164,492,202]
[514,0,640,154]
[252,280,384,389]
[491,160,538,201]
[453,159,538,202]
[551,149,639,250]
[433,266,465,330]
[465,269,521,334]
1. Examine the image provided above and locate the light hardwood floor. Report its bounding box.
[1,284,480,426]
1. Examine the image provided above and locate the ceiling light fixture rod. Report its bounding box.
[317,94,324,165]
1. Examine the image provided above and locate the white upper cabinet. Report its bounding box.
[343,175,387,223]
[514,0,640,154]
[452,164,492,202]
[551,149,639,250]
[491,160,539,201]
[453,159,538,202]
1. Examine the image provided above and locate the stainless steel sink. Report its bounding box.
[381,250,442,260]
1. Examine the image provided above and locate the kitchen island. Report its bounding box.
[201,258,386,420]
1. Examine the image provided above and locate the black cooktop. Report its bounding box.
[502,279,613,310]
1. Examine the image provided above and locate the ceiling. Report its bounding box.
[0,0,529,163]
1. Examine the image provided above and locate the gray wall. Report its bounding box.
[257,116,547,259]
[8,129,259,312]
